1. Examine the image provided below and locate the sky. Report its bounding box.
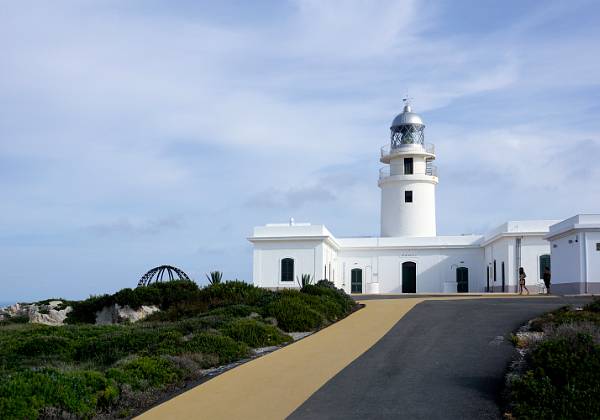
[1,0,600,302]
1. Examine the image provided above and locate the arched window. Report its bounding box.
[281,258,294,282]
[539,254,551,279]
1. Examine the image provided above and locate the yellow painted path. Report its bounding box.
[139,295,554,420]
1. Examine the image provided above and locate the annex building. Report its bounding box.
[249,103,600,295]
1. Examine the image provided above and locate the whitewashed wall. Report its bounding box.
[252,240,322,289]
[585,232,600,285]
[336,247,485,294]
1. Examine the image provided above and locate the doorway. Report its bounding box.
[456,267,468,293]
[402,262,416,293]
[351,268,363,294]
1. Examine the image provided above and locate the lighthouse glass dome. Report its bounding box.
[390,104,425,149]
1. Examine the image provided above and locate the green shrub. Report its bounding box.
[220,318,291,347]
[184,333,249,363]
[206,271,223,285]
[301,284,355,315]
[264,294,324,332]
[146,299,210,321]
[107,356,183,390]
[67,294,113,324]
[509,333,600,419]
[584,297,600,313]
[205,304,259,318]
[0,368,118,419]
[0,315,29,327]
[198,281,275,308]
[530,306,600,331]
[16,335,75,360]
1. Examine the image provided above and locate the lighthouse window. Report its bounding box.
[404,158,413,175]
[405,190,413,203]
[281,258,294,282]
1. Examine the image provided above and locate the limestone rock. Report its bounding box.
[0,301,73,326]
[29,306,73,326]
[95,304,160,325]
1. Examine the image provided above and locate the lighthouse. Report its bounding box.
[379,101,438,237]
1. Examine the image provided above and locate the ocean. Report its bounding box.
[0,301,17,308]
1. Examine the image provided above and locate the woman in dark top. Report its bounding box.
[519,267,529,295]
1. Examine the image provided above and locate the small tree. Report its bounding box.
[206,271,223,285]
[296,273,313,288]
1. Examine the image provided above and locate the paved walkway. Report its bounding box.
[139,298,423,419]
[139,295,586,419]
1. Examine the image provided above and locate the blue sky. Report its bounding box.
[2,0,600,302]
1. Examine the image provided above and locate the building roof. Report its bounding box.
[391,105,424,127]
[545,214,600,240]
[481,220,560,246]
[249,218,567,250]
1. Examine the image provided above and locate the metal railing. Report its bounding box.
[378,164,438,180]
[380,142,435,160]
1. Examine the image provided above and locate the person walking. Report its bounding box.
[519,267,529,295]
[543,267,551,294]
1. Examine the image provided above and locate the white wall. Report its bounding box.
[484,237,513,292]
[484,235,550,292]
[550,233,581,287]
[337,247,484,294]
[585,232,600,284]
[380,178,437,237]
[252,240,322,288]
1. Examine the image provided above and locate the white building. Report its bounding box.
[545,215,600,294]
[248,103,595,295]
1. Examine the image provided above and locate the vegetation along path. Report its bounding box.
[141,295,590,420]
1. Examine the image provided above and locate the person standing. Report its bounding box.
[519,267,529,295]
[543,267,551,294]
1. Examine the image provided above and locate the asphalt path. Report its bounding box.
[289,296,590,420]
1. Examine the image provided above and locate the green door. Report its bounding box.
[456,267,468,293]
[402,262,416,293]
[351,268,363,294]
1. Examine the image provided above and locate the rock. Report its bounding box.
[95,304,160,325]
[0,300,73,326]
[264,317,278,326]
[288,332,312,341]
[248,312,261,319]
[29,306,73,326]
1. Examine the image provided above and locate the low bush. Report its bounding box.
[197,281,275,309]
[220,318,292,347]
[107,356,183,390]
[584,296,600,313]
[509,333,600,419]
[0,315,29,326]
[183,333,249,364]
[529,306,600,332]
[264,293,325,332]
[0,368,118,420]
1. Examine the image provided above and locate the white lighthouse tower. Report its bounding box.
[379,101,438,237]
